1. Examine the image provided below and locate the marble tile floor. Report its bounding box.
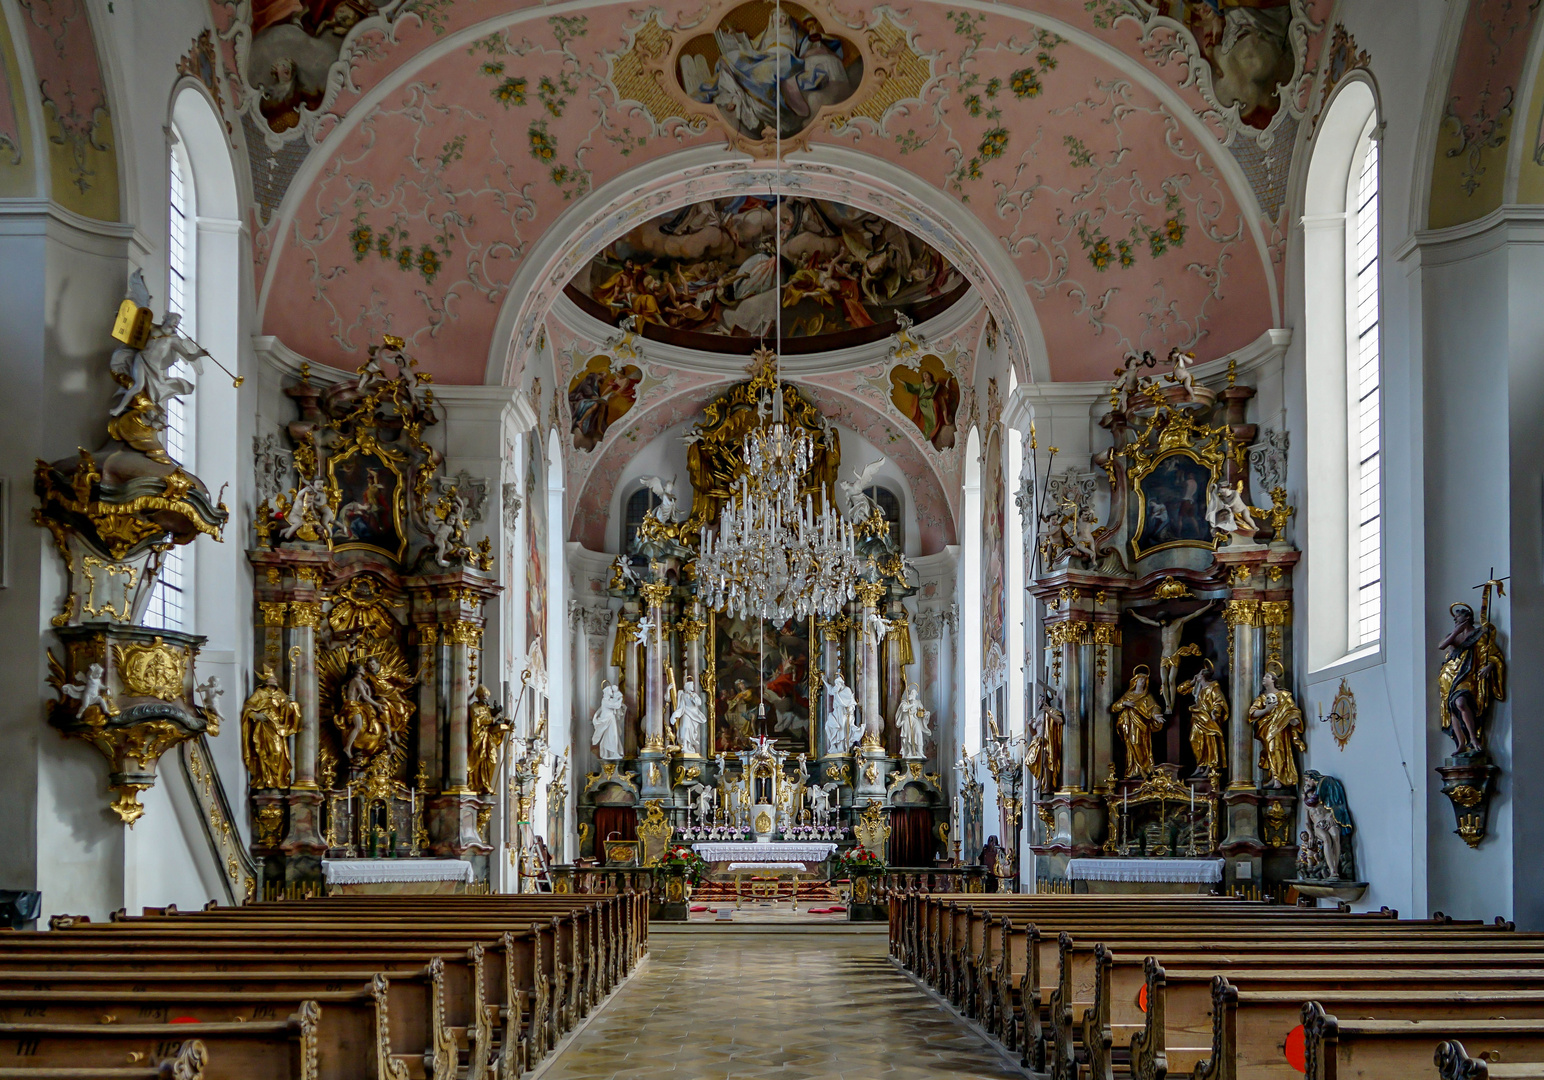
[539,934,1026,1080]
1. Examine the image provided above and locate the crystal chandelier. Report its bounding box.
[697,350,861,621]
[692,26,863,623]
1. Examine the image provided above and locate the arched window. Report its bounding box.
[862,484,903,552]
[142,135,195,631]
[1303,81,1381,669]
[622,484,661,557]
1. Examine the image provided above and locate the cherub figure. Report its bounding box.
[61,662,116,719]
[1164,347,1197,398]
[838,457,887,524]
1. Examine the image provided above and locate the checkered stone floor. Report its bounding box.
[540,933,1025,1079]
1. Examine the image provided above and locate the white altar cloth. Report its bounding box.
[1067,857,1223,883]
[322,858,475,885]
[693,842,836,864]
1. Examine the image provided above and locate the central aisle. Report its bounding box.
[541,931,1025,1079]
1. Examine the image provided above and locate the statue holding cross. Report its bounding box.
[1435,571,1508,756]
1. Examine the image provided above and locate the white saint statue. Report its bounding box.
[1206,479,1261,541]
[671,676,708,755]
[823,673,859,756]
[896,684,931,759]
[591,681,625,760]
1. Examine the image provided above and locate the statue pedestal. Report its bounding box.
[1286,878,1368,904]
[854,747,891,800]
[428,791,490,856]
[1437,755,1500,849]
[638,750,671,799]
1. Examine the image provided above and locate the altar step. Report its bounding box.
[690,879,843,905]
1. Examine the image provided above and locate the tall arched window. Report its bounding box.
[1348,122,1381,650]
[862,485,903,552]
[142,135,195,631]
[1303,81,1381,669]
[622,484,661,557]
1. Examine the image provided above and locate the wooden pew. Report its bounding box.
[1436,1040,1544,1080]
[0,1039,205,1080]
[1304,1005,1544,1080]
[0,1005,315,1080]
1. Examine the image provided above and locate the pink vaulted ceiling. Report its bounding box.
[239,0,1330,386]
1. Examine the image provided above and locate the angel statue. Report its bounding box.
[896,684,931,759]
[591,681,625,760]
[823,673,860,756]
[1055,496,1100,565]
[108,272,209,463]
[807,781,838,823]
[426,487,473,566]
[636,476,682,523]
[837,457,887,526]
[1180,661,1228,774]
[241,666,301,790]
[1248,660,1305,788]
[60,662,116,720]
[282,474,335,542]
[1026,687,1063,794]
[863,608,894,648]
[1112,666,1164,777]
[1437,599,1506,756]
[1206,479,1260,542]
[1300,770,1356,882]
[688,782,717,827]
[671,676,709,756]
[1164,347,1198,398]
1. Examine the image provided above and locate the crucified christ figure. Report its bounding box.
[1130,603,1215,713]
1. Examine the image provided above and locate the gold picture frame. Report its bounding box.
[325,431,410,563]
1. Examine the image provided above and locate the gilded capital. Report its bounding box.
[1259,600,1291,626]
[855,580,886,608]
[675,615,705,642]
[289,601,323,628]
[639,582,672,609]
[1045,619,1090,647]
[446,620,483,647]
[259,601,288,627]
[1225,599,1260,627]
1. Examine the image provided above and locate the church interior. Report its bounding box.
[2,0,1543,1075]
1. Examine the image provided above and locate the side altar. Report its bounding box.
[1024,355,1305,897]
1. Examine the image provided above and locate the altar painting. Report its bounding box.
[1129,450,1216,560]
[711,614,813,755]
[328,447,406,561]
[675,1,863,141]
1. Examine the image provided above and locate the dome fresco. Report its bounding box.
[563,196,971,355]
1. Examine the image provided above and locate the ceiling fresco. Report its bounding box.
[189,0,1339,545]
[563,195,971,354]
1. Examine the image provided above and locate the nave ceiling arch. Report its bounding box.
[224,0,1320,390]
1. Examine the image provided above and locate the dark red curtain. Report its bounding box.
[593,807,637,865]
[888,808,935,868]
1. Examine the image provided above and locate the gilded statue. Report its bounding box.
[241,667,301,789]
[468,685,512,793]
[1181,661,1227,774]
[1026,687,1063,793]
[1112,666,1164,777]
[1248,660,1304,788]
[1437,599,1506,756]
[333,649,415,766]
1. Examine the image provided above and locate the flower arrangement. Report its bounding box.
[658,845,709,885]
[832,844,886,877]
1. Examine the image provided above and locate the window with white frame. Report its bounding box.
[143,137,195,633]
[1348,120,1381,650]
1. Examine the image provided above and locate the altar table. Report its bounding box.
[692,842,837,910]
[1066,857,1224,895]
[321,858,475,895]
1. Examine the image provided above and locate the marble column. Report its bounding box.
[639,582,671,798]
[1091,622,1120,789]
[1053,622,1088,792]
[1221,598,1263,863]
[282,598,326,857]
[446,622,474,792]
[678,605,706,757]
[417,625,441,787]
[856,582,885,749]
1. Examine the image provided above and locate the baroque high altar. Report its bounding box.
[1025,356,1307,897]
[580,352,942,862]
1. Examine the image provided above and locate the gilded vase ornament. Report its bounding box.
[241,666,302,789]
[1181,661,1228,774]
[1025,686,1063,794]
[467,685,512,793]
[1112,666,1164,778]
[1248,660,1305,788]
